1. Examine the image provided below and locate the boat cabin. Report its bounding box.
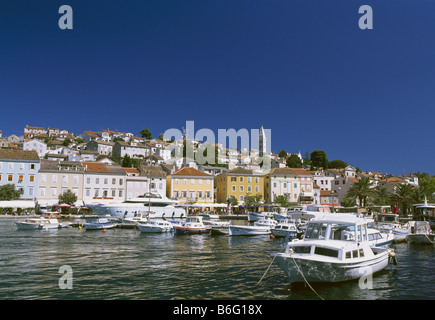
[287,216,381,261]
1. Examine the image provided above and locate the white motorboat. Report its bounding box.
[271,219,300,239]
[248,211,275,222]
[229,218,277,236]
[274,206,304,220]
[372,213,410,242]
[204,219,231,235]
[271,215,395,283]
[407,221,434,245]
[88,193,186,219]
[173,216,212,234]
[83,217,117,230]
[367,228,395,247]
[137,219,173,233]
[16,215,62,230]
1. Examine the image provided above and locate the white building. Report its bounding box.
[112,141,149,159]
[23,139,48,158]
[264,168,300,204]
[81,161,126,204]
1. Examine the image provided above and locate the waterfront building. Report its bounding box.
[81,161,126,204]
[264,168,300,204]
[216,167,265,205]
[166,167,214,204]
[328,165,358,203]
[37,160,85,206]
[0,149,40,200]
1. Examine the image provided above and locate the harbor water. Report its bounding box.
[0,218,434,300]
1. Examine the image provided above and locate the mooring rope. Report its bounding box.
[290,254,324,300]
[255,253,277,288]
[424,234,435,246]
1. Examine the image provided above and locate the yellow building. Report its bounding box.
[216,167,265,205]
[166,167,214,204]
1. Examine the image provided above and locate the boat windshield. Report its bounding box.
[305,222,363,241]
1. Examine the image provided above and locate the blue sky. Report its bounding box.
[0,1,434,175]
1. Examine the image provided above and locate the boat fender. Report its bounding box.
[388,251,397,265]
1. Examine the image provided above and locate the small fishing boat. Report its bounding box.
[271,219,300,239]
[367,228,395,247]
[173,216,212,234]
[371,213,410,242]
[137,219,173,233]
[248,211,275,222]
[271,215,396,283]
[83,217,117,230]
[406,221,434,245]
[229,218,277,236]
[204,219,231,235]
[16,214,63,230]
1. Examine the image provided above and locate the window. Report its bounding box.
[240,186,244,192]
[231,177,236,182]
[112,190,116,197]
[94,189,99,197]
[197,191,203,198]
[248,177,252,183]
[112,178,116,184]
[247,186,252,192]
[85,189,91,197]
[62,175,68,183]
[206,179,210,185]
[190,191,195,200]
[52,175,57,183]
[174,179,179,184]
[255,186,259,192]
[74,176,79,184]
[104,178,108,184]
[8,175,13,182]
[86,177,91,184]
[40,175,46,183]
[119,179,123,185]
[190,179,195,185]
[255,177,259,183]
[240,195,244,201]
[182,191,187,198]
[61,188,67,194]
[18,175,24,182]
[30,164,35,170]
[51,188,57,196]
[119,190,123,197]
[240,177,243,182]
[29,175,35,182]
[183,179,187,185]
[174,191,179,198]
[40,187,46,196]
[198,179,202,185]
[8,163,13,170]
[205,191,211,198]
[19,163,24,171]
[232,185,236,191]
[314,247,339,258]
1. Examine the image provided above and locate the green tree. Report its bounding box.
[286,154,302,168]
[346,176,375,208]
[75,137,84,144]
[121,154,140,168]
[341,197,357,207]
[0,184,23,200]
[310,150,328,169]
[62,138,72,147]
[328,160,348,169]
[229,195,238,206]
[113,137,125,142]
[139,128,152,139]
[278,149,287,159]
[274,195,291,207]
[390,183,415,215]
[374,187,391,206]
[245,193,263,211]
[58,189,78,205]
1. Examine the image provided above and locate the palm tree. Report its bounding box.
[390,183,414,215]
[374,187,391,206]
[346,176,375,208]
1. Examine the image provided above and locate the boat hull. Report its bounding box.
[173,226,211,234]
[83,223,116,230]
[228,225,271,236]
[137,225,172,233]
[272,251,390,283]
[271,229,298,239]
[407,234,435,245]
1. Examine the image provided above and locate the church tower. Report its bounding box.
[259,125,267,157]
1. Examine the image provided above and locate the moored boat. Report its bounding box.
[83,217,117,230]
[229,218,277,236]
[137,219,173,233]
[271,215,396,283]
[271,219,300,239]
[406,221,434,245]
[173,216,212,234]
[16,215,62,230]
[367,228,395,247]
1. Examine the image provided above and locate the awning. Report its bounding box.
[0,200,36,209]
